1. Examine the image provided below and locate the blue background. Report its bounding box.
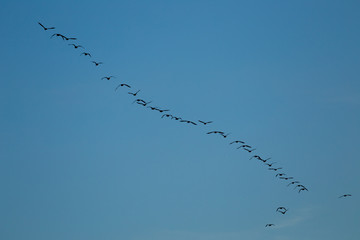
[1,0,359,239]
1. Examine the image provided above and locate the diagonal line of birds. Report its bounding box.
[37,21,353,228]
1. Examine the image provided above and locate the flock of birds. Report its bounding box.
[38,22,353,228]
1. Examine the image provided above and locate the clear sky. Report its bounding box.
[1,0,360,239]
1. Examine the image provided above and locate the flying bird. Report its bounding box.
[287,181,300,186]
[81,52,92,57]
[276,207,289,214]
[298,187,308,193]
[237,145,252,149]
[220,132,231,138]
[198,120,213,125]
[161,114,173,118]
[102,76,115,80]
[339,194,352,198]
[230,140,245,144]
[269,167,282,171]
[91,61,103,66]
[51,33,67,40]
[180,120,197,125]
[275,173,286,177]
[38,22,55,31]
[207,131,225,135]
[276,207,287,212]
[265,224,275,227]
[128,90,140,96]
[243,148,256,153]
[115,83,131,91]
[68,44,84,49]
[265,162,277,167]
[280,177,294,180]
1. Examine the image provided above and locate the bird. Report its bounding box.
[128,90,140,96]
[161,114,173,118]
[133,99,146,104]
[81,52,92,57]
[265,224,275,227]
[280,177,293,180]
[172,116,182,121]
[339,194,352,198]
[180,120,197,125]
[287,181,300,186]
[280,177,294,180]
[155,108,170,113]
[294,184,307,190]
[276,207,287,212]
[243,148,256,153]
[269,167,282,171]
[277,207,289,214]
[51,33,67,40]
[207,131,225,135]
[250,155,270,162]
[298,187,308,193]
[115,83,131,91]
[220,132,231,138]
[198,120,213,125]
[237,145,252,149]
[276,173,286,177]
[135,100,152,106]
[102,76,116,80]
[230,140,245,144]
[265,162,277,167]
[68,44,84,49]
[38,22,55,31]
[91,61,103,66]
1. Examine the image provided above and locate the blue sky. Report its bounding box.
[1,0,359,239]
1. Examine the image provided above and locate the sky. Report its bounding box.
[0,0,360,239]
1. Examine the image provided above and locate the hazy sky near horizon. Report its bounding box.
[1,1,360,240]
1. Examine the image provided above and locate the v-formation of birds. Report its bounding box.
[38,21,353,229]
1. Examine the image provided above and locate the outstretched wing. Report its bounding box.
[38,22,46,29]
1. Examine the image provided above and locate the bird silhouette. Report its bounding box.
[69,44,84,49]
[51,33,67,40]
[172,116,182,121]
[339,194,352,198]
[276,173,286,177]
[237,145,252,149]
[115,83,131,91]
[207,131,225,135]
[294,184,307,190]
[265,162,277,167]
[243,148,256,153]
[102,76,116,80]
[265,224,275,227]
[220,132,231,138]
[180,120,197,125]
[280,177,294,180]
[81,52,92,57]
[269,167,282,171]
[298,187,308,193]
[128,90,140,96]
[161,114,173,118]
[230,140,245,144]
[38,22,55,31]
[198,120,213,125]
[91,61,103,66]
[276,207,289,214]
[156,108,170,113]
[287,181,300,186]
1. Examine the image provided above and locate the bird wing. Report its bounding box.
[38,22,45,29]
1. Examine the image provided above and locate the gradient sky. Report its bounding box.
[1,0,360,240]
